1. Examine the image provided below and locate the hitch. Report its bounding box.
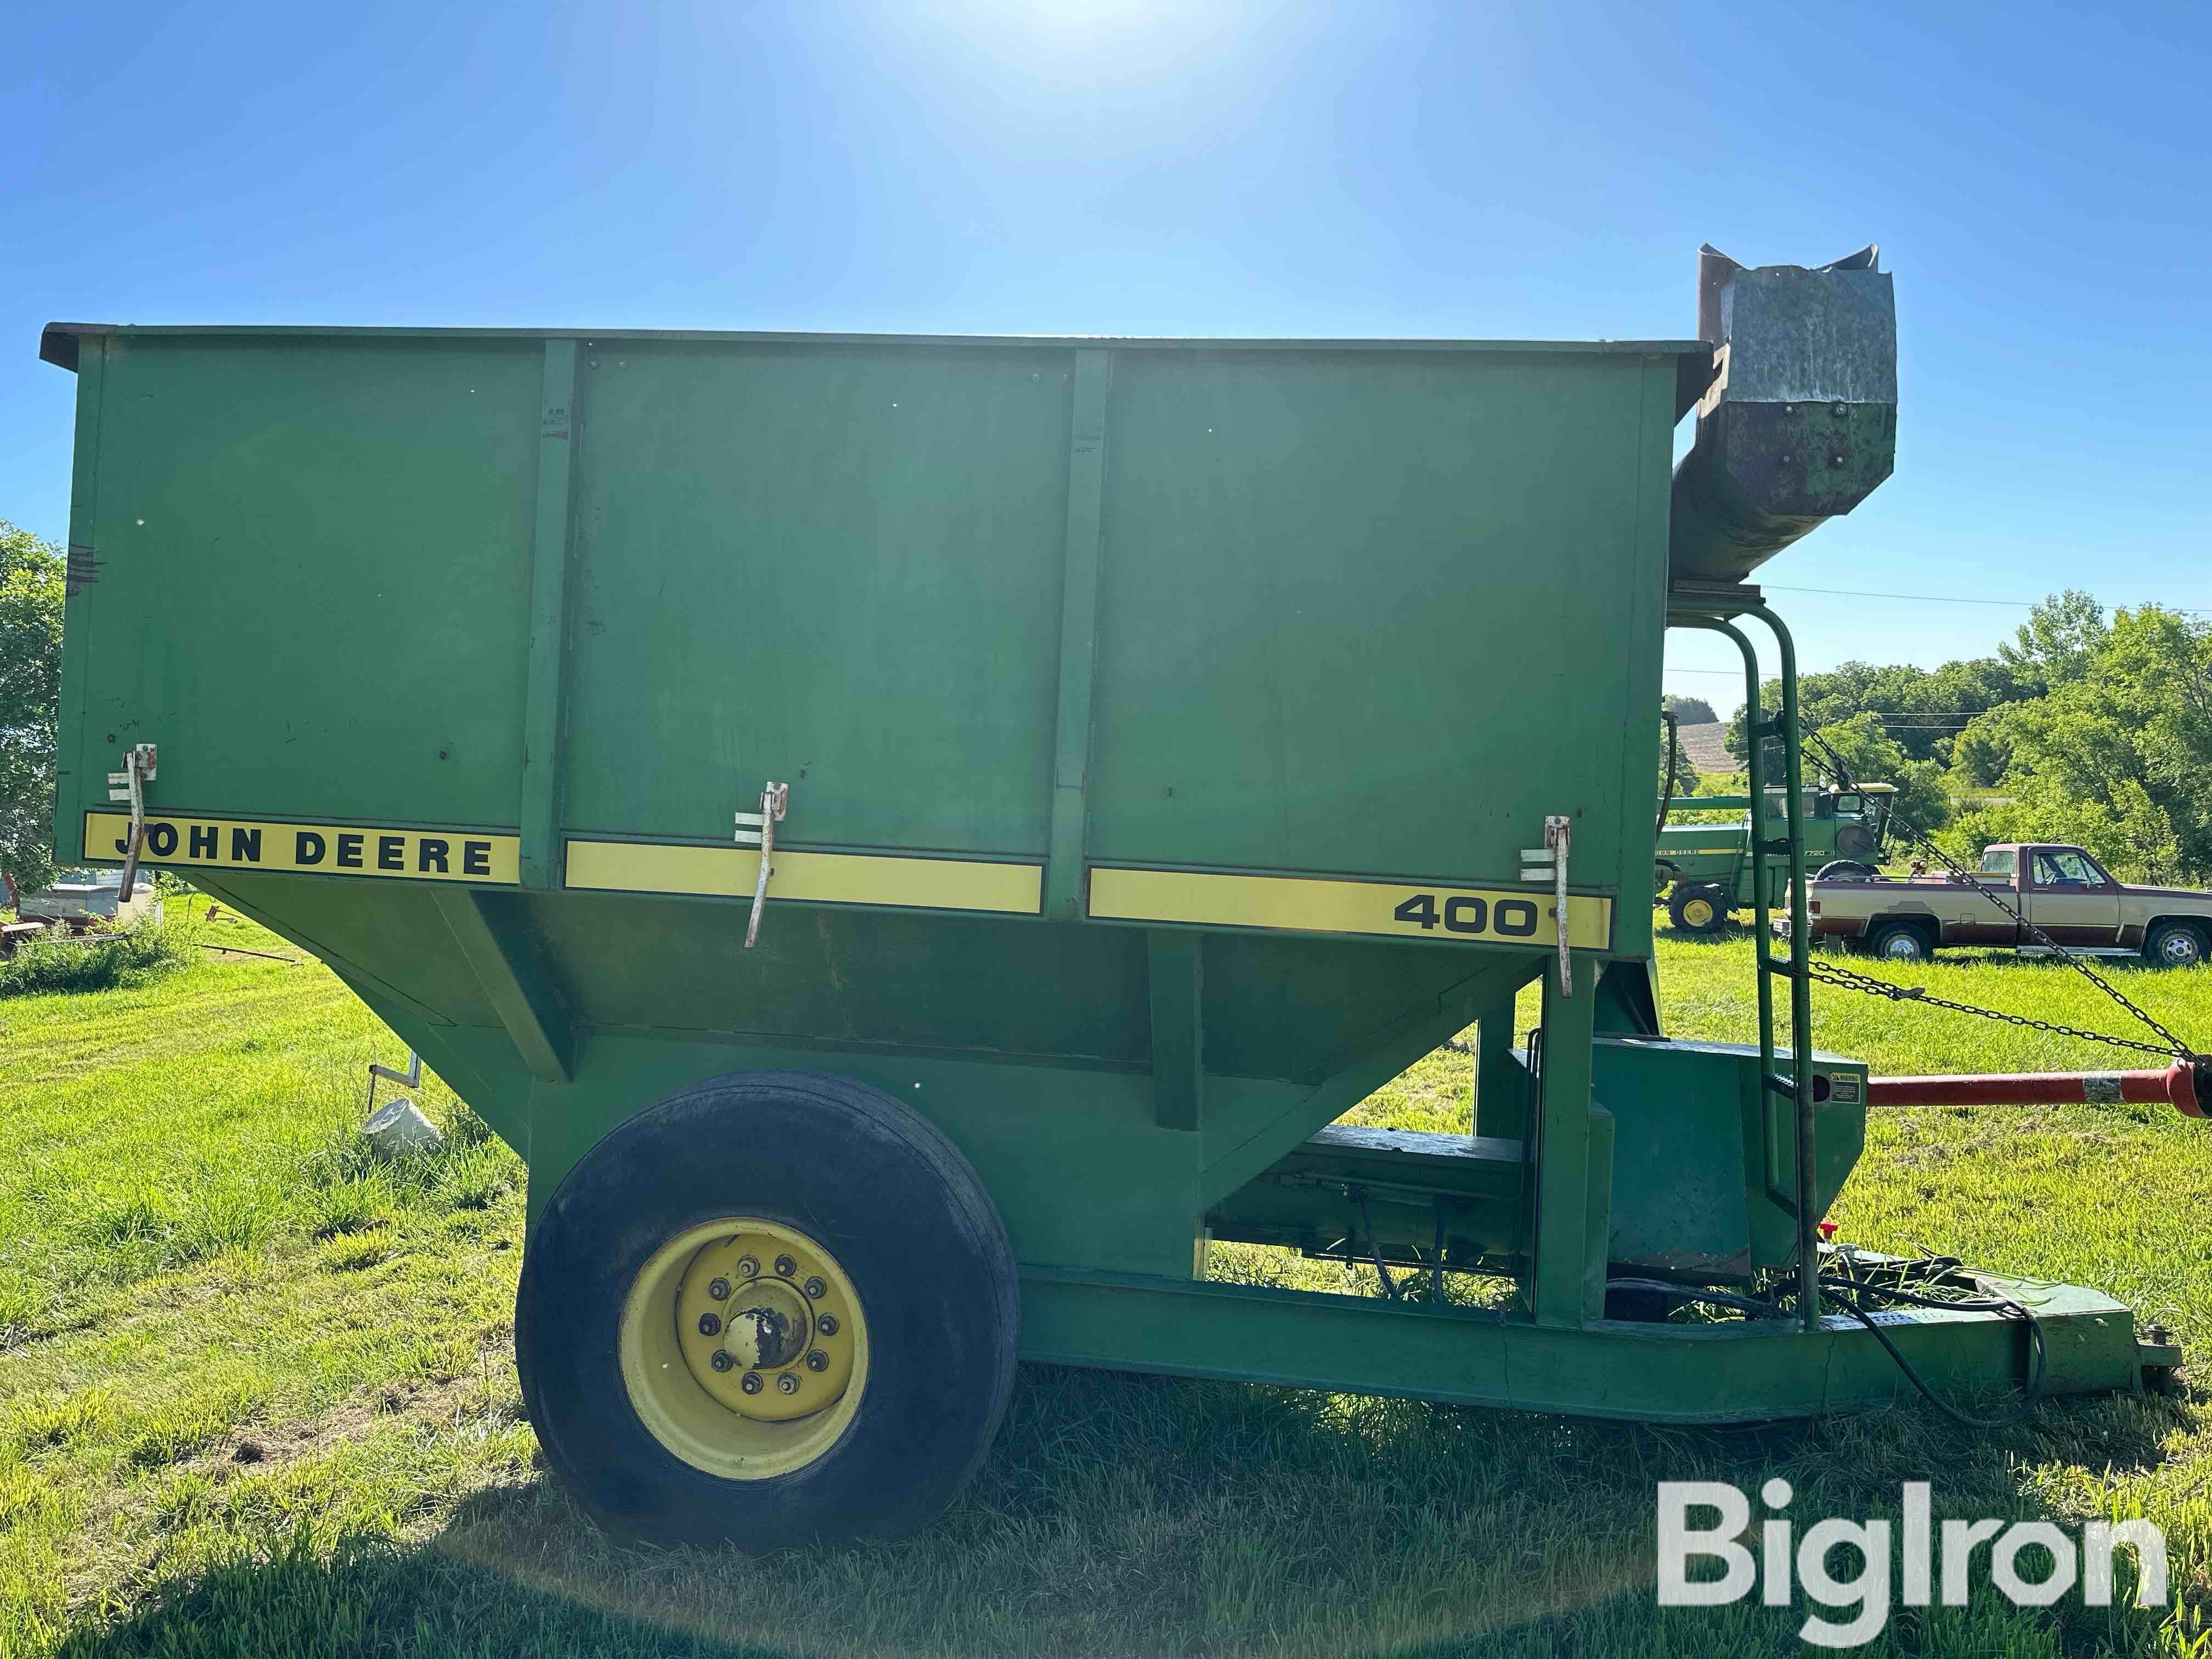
[1870,1059,2208,1119]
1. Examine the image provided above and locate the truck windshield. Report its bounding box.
[1979,849,2017,876]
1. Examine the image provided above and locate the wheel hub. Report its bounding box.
[618,1215,871,1479]
[723,1280,809,1370]
[674,1228,857,1423]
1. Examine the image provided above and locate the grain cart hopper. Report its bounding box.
[40,244,2178,1549]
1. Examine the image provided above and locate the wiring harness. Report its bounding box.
[1607,1249,2046,1430]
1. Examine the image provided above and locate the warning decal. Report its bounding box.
[82,811,520,885]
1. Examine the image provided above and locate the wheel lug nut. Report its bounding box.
[710,1349,735,1373]
[740,1371,763,1393]
[803,1276,827,1299]
[806,1349,830,1372]
[816,1313,839,1336]
[707,1277,731,1301]
[777,1373,801,1395]
[736,1256,759,1278]
[697,1312,722,1336]
[774,1255,797,1278]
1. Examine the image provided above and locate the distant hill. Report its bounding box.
[1675,722,1735,774]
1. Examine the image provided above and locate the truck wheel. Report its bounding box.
[2145,922,2207,969]
[1668,884,1729,934]
[516,1071,1019,1550]
[1865,921,1933,963]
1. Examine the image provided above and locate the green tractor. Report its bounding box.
[1657,782,1894,934]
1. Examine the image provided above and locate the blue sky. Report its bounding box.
[8,1,2207,704]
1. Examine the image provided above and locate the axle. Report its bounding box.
[1870,1059,2207,1118]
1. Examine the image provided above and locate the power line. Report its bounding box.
[1764,582,2209,614]
[1763,583,2036,608]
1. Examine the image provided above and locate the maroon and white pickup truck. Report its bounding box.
[1781,842,2212,967]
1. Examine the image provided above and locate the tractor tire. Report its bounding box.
[2145,921,2208,970]
[1864,920,1934,963]
[1814,860,1878,882]
[1668,883,1729,935]
[516,1070,1018,1550]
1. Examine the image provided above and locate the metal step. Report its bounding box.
[2017,944,2140,958]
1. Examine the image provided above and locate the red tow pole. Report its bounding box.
[1869,1060,2205,1119]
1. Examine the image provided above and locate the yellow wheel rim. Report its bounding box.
[1682,898,1714,929]
[618,1217,869,1481]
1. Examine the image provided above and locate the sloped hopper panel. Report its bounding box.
[1669,244,1898,584]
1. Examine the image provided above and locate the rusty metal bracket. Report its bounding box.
[107,743,158,900]
[736,781,790,949]
[1520,816,1573,996]
[1545,816,1572,995]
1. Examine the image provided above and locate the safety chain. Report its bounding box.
[1798,956,2180,1060]
[1796,726,2197,1060]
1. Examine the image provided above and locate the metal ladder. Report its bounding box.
[1677,600,1819,1331]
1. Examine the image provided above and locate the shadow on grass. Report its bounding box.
[57,1365,2195,1659]
[1654,915,1755,945]
[52,1520,786,1659]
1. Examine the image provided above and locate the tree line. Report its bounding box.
[1,521,63,902]
[1713,592,2212,884]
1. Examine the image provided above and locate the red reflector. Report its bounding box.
[1808,900,1821,915]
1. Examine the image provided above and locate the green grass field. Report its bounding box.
[4,899,2212,1656]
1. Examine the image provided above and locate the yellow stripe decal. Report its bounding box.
[83,811,518,884]
[564,840,1042,915]
[1088,867,1613,949]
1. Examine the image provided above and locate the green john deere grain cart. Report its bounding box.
[43,244,2186,1549]
[1657,782,1894,933]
